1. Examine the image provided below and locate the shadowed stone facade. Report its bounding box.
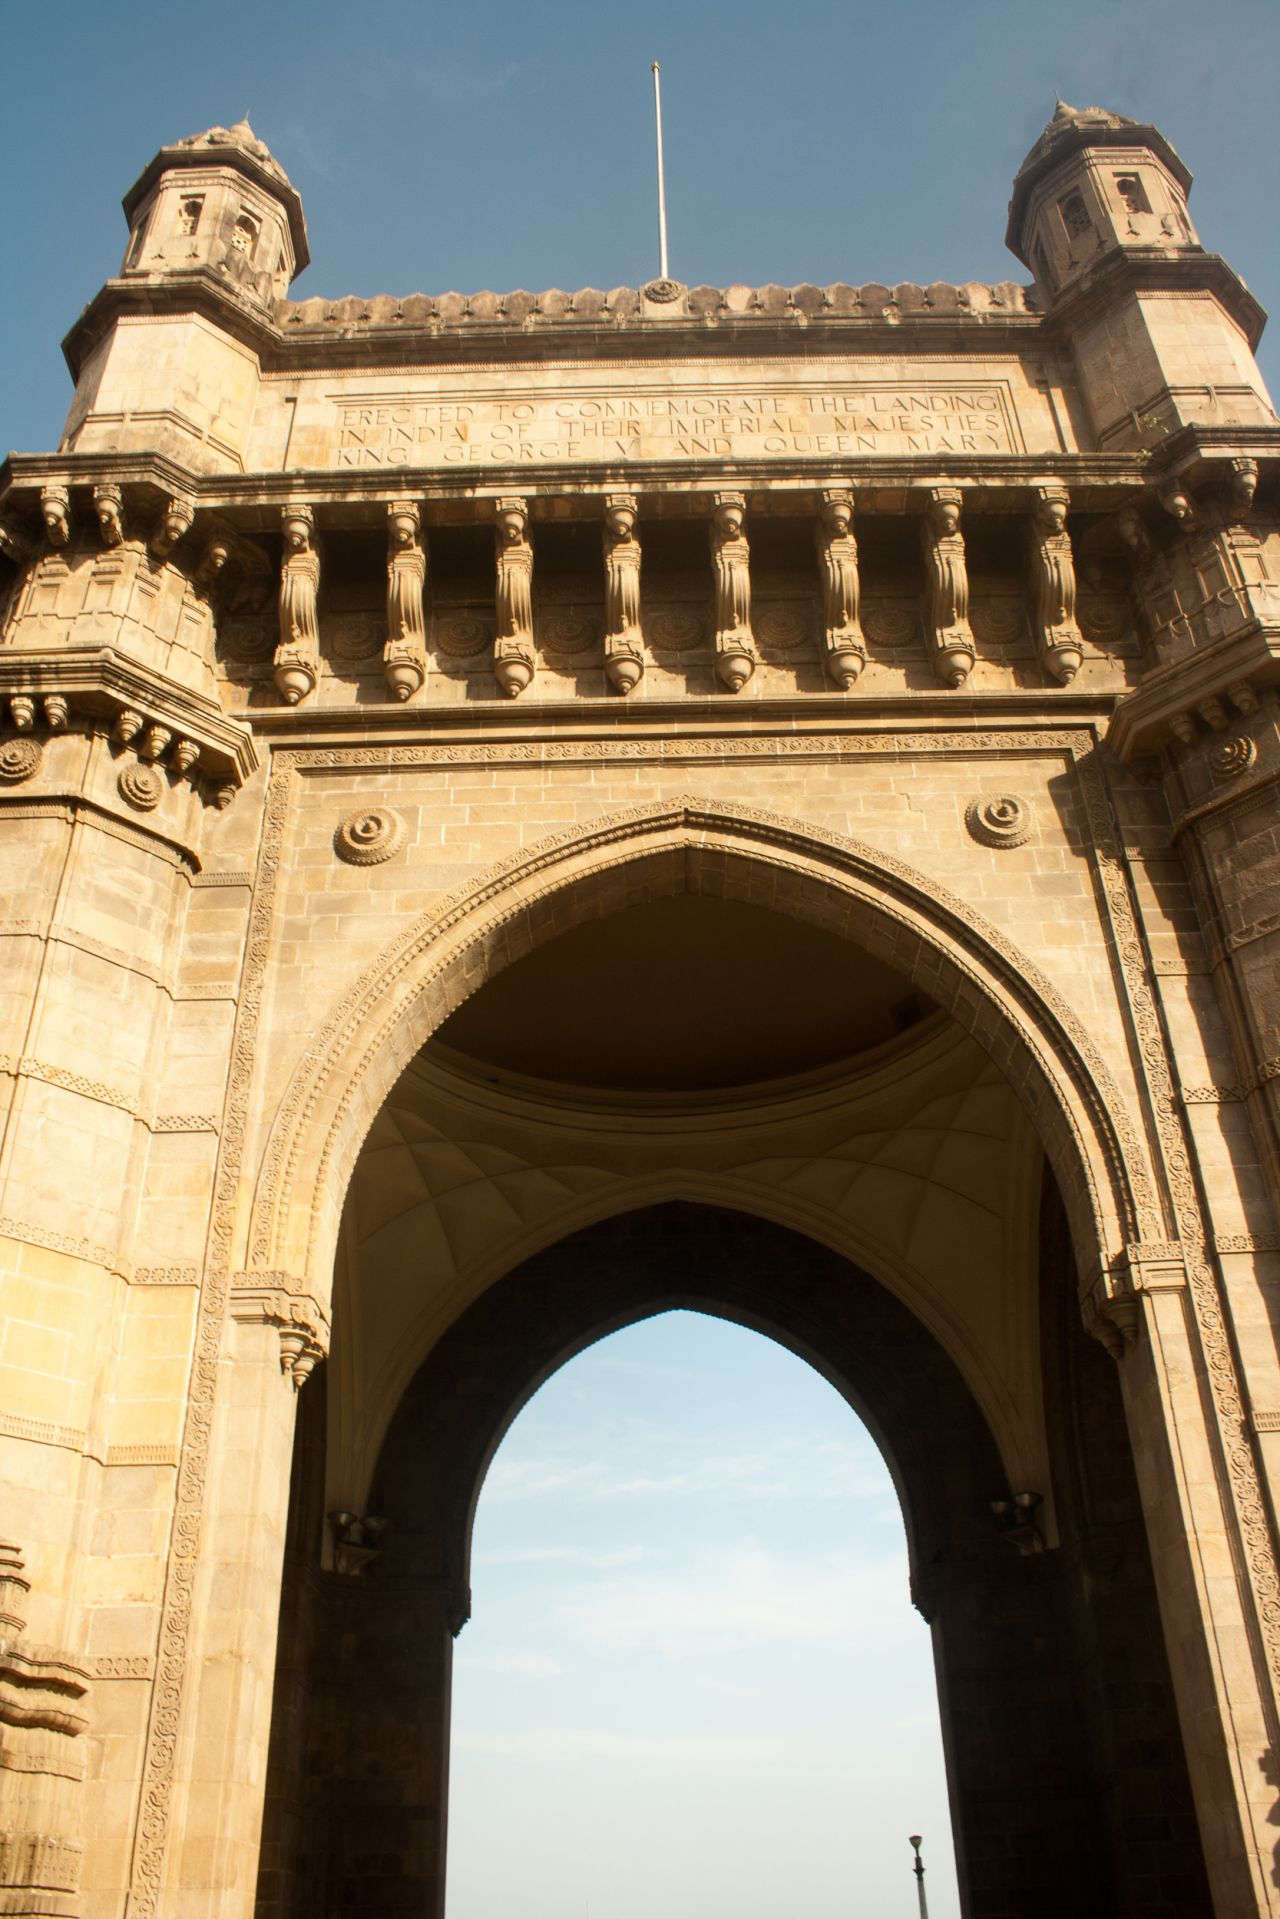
[1,102,1279,1917]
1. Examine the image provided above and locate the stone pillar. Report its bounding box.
[156,1318,306,1919]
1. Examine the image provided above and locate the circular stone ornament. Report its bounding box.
[643,278,683,304]
[1209,736,1257,783]
[0,738,43,783]
[334,807,406,866]
[118,762,164,811]
[966,793,1033,848]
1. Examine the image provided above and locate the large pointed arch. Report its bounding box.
[246,795,1159,1310]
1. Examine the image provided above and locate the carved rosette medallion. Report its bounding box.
[219,617,276,664]
[862,601,918,649]
[755,604,812,652]
[434,613,492,658]
[966,794,1033,848]
[646,609,704,652]
[118,762,164,811]
[1209,737,1258,783]
[334,808,406,866]
[541,612,597,655]
[0,739,43,783]
[643,278,683,303]
[328,617,382,663]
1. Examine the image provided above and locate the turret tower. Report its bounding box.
[1007,100,1272,450]
[119,118,308,304]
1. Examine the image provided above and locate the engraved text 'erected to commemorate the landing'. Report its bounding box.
[329,384,1020,467]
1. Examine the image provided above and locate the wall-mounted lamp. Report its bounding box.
[990,1489,1045,1554]
[327,1510,388,1577]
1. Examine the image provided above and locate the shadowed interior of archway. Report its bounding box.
[434,891,931,1091]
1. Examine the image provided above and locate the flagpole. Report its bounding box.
[651,61,670,281]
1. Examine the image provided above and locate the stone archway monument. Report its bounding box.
[1,101,1280,1918]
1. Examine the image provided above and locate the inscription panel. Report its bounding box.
[285,370,1036,472]
[327,383,1020,467]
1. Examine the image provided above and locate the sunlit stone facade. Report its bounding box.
[2,103,1280,1918]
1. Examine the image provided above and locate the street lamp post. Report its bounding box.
[908,1834,930,1919]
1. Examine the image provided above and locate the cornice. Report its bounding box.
[1040,249,1266,350]
[248,687,1116,749]
[0,449,1155,533]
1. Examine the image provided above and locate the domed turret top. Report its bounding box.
[122,116,308,279]
[173,116,293,189]
[1006,98,1192,264]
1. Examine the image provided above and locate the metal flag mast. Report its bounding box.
[651,60,670,281]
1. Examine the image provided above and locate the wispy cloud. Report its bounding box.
[475,1544,647,1570]
[481,1436,899,1510]
[453,1725,805,1768]
[556,1543,914,1655]
[453,1648,563,1680]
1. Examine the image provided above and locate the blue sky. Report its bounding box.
[449,1312,959,1919]
[1,0,1277,456]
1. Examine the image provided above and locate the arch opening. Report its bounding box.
[447,1307,962,1919]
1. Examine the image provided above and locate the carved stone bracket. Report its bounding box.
[816,488,866,690]
[274,505,321,704]
[1029,485,1084,684]
[384,500,428,701]
[493,497,534,697]
[603,494,644,695]
[92,484,125,548]
[922,488,974,688]
[40,485,71,548]
[229,1280,329,1389]
[1084,1241,1192,1356]
[150,495,194,561]
[710,491,756,692]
